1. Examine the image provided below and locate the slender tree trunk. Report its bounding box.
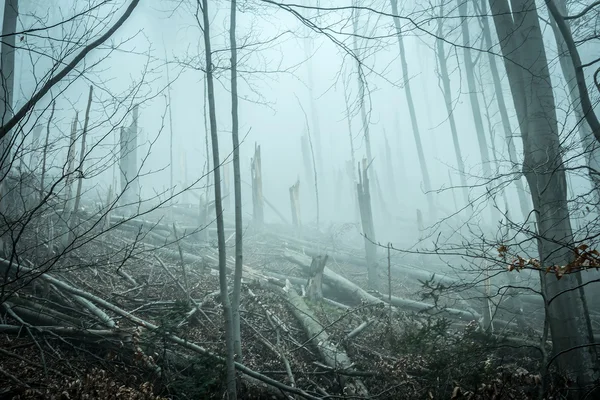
[458,0,491,178]
[40,101,55,202]
[351,5,374,178]
[434,6,469,208]
[302,0,323,176]
[489,0,598,390]
[342,78,359,223]
[165,49,175,202]
[229,0,243,362]
[357,159,378,290]
[70,85,93,243]
[201,0,237,396]
[389,0,435,220]
[545,0,600,144]
[0,0,18,258]
[548,0,600,211]
[478,0,530,220]
[383,131,399,206]
[62,112,78,249]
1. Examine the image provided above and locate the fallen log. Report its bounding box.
[0,258,322,400]
[284,250,480,322]
[275,279,369,397]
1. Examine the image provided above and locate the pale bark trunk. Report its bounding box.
[435,7,470,208]
[489,0,598,390]
[201,0,237,396]
[458,0,491,178]
[229,0,243,361]
[289,179,301,228]
[119,105,139,213]
[389,0,435,220]
[61,113,78,249]
[251,143,264,226]
[70,85,93,243]
[357,160,378,290]
[478,0,530,220]
[351,5,374,184]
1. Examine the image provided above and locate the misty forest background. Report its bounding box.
[1,0,600,398]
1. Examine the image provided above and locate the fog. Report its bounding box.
[2,0,600,397]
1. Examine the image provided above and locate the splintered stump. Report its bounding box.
[306,255,328,301]
[357,159,378,290]
[251,143,264,226]
[279,280,369,396]
[289,179,301,228]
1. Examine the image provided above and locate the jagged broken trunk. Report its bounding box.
[119,105,140,214]
[357,159,378,290]
[289,179,301,228]
[251,143,264,227]
[306,255,327,301]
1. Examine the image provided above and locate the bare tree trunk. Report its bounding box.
[548,0,600,211]
[383,131,399,206]
[165,49,175,202]
[357,159,378,290]
[229,0,243,362]
[343,77,360,223]
[389,0,435,220]
[489,0,598,390]
[458,0,491,178]
[70,85,93,243]
[434,5,470,208]
[28,125,42,171]
[119,105,139,214]
[251,143,264,227]
[0,0,18,258]
[201,0,237,396]
[40,101,55,202]
[302,0,323,176]
[306,255,328,301]
[62,113,78,250]
[351,4,374,178]
[545,0,600,144]
[289,179,301,228]
[478,0,530,220]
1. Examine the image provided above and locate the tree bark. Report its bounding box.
[229,0,243,362]
[357,160,379,290]
[251,143,264,227]
[478,0,530,220]
[434,6,470,208]
[70,85,93,243]
[389,0,435,220]
[548,0,600,211]
[0,0,18,258]
[201,0,237,396]
[489,0,599,390]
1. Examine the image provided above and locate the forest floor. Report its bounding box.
[0,209,572,399]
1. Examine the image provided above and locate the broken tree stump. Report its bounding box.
[289,179,301,228]
[251,143,264,226]
[357,159,378,290]
[306,255,328,301]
